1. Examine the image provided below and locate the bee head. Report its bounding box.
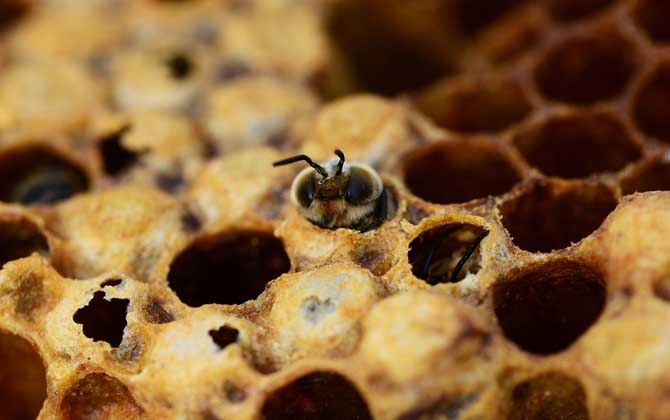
[273,149,384,229]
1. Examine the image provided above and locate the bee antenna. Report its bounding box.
[334,149,345,176]
[272,154,328,178]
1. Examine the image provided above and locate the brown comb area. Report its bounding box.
[0,1,667,419]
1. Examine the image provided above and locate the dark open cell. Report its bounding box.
[0,217,49,267]
[621,155,670,195]
[408,223,489,284]
[451,0,527,36]
[209,325,239,350]
[508,372,590,419]
[324,0,454,96]
[60,373,142,420]
[493,259,606,354]
[534,30,637,104]
[165,53,194,80]
[512,112,642,179]
[633,0,670,43]
[98,126,141,176]
[545,0,614,22]
[403,139,523,204]
[0,0,30,30]
[653,278,670,302]
[415,76,532,133]
[0,331,47,420]
[500,181,617,253]
[167,230,291,307]
[0,145,89,205]
[634,63,670,143]
[73,291,129,348]
[260,371,373,420]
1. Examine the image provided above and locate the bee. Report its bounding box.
[273,149,389,232]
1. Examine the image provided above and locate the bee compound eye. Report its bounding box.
[345,165,380,205]
[295,172,316,208]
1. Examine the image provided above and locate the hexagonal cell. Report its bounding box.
[260,371,373,420]
[168,230,291,307]
[415,75,532,133]
[634,62,670,142]
[621,154,670,195]
[60,373,143,420]
[507,372,589,419]
[0,331,47,420]
[98,125,140,177]
[408,223,489,284]
[633,0,670,44]
[403,139,524,204]
[0,145,89,205]
[493,259,606,354]
[545,0,615,22]
[0,216,49,267]
[500,180,618,253]
[325,1,455,96]
[73,291,129,348]
[534,29,638,104]
[512,111,642,179]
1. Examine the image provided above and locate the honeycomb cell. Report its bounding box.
[507,372,590,419]
[98,126,140,177]
[0,216,48,267]
[73,291,129,348]
[621,154,670,194]
[0,145,89,205]
[167,230,290,307]
[415,75,532,133]
[493,259,606,354]
[208,325,239,350]
[500,180,617,253]
[634,62,670,142]
[0,331,47,420]
[545,0,615,22]
[512,111,642,179]
[403,139,524,204]
[408,223,489,284]
[633,0,670,44]
[60,373,143,420]
[534,29,637,104]
[325,0,453,96]
[260,371,373,420]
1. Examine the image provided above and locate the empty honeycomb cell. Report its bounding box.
[633,0,670,43]
[0,330,47,420]
[500,181,618,253]
[0,145,89,205]
[208,325,239,350]
[73,291,129,348]
[403,139,524,204]
[167,230,291,307]
[545,0,615,22]
[260,371,373,420]
[0,216,48,267]
[507,372,590,420]
[493,259,606,354]
[60,373,143,420]
[415,75,532,133]
[621,154,670,194]
[165,52,194,80]
[634,62,670,142]
[325,0,454,96]
[98,126,141,177]
[534,29,638,104]
[512,111,642,179]
[408,223,489,284]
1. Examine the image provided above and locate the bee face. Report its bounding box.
[274,150,388,231]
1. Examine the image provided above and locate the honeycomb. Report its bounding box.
[0,0,669,419]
